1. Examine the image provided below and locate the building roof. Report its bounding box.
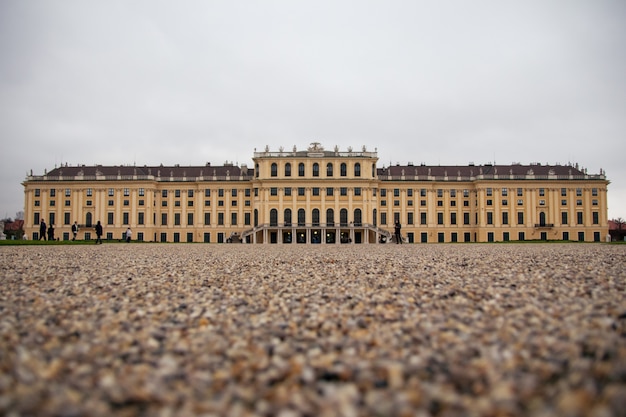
[44,164,254,178]
[378,163,587,178]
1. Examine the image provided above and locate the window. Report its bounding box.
[244,212,251,226]
[174,213,181,226]
[394,200,399,206]
[312,209,320,226]
[298,209,306,226]
[245,189,250,197]
[340,163,347,177]
[326,187,334,196]
[354,163,361,177]
[87,188,93,197]
[464,212,470,225]
[517,199,524,206]
[35,189,41,197]
[576,188,582,197]
[487,212,493,225]
[450,212,457,225]
[407,212,414,225]
[421,200,426,206]
[298,187,305,196]
[340,209,348,226]
[340,187,347,196]
[437,212,444,225]
[354,209,362,226]
[284,187,292,196]
[283,209,292,226]
[231,213,237,226]
[285,163,291,177]
[576,199,583,206]
[486,188,493,197]
[420,212,427,225]
[539,200,546,206]
[162,213,167,225]
[312,187,320,196]
[188,190,194,198]
[394,189,400,197]
[561,212,568,225]
[421,189,427,197]
[407,189,413,197]
[354,188,361,196]
[123,212,129,225]
[487,199,493,206]
[298,163,305,177]
[437,189,443,198]
[138,212,144,225]
[539,188,545,197]
[517,212,524,225]
[139,188,145,197]
[204,212,210,225]
[381,212,387,225]
[502,188,508,196]
[205,189,211,197]
[380,189,387,197]
[450,189,456,198]
[188,200,194,207]
[108,212,114,225]
[231,189,237,197]
[218,189,224,197]
[502,212,509,225]
[124,200,129,206]
[577,212,583,225]
[502,200,508,206]
[463,189,469,198]
[561,188,567,197]
[175,190,181,198]
[326,209,334,226]
[270,187,278,196]
[517,188,523,196]
[218,213,224,225]
[592,212,599,225]
[326,163,333,177]
[313,163,319,177]
[271,163,278,177]
[108,188,114,196]
[592,199,598,206]
[561,199,567,206]
[188,213,194,226]
[592,188,598,197]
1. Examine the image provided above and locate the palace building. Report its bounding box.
[22,143,609,243]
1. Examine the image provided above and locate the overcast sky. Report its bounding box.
[1,0,625,221]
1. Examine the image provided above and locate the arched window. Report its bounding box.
[271,163,278,177]
[285,163,291,177]
[298,163,305,177]
[313,163,319,177]
[326,163,333,177]
[354,209,362,226]
[539,212,546,226]
[354,163,361,177]
[254,209,258,227]
[270,209,278,226]
[340,208,348,226]
[340,163,347,177]
[284,208,292,226]
[298,209,306,226]
[86,212,93,227]
[326,208,335,226]
[312,209,320,226]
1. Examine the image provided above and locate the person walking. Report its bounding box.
[95,221,103,244]
[71,221,79,241]
[125,227,132,243]
[394,221,403,244]
[39,220,47,241]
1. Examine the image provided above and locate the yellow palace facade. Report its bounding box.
[23,143,609,244]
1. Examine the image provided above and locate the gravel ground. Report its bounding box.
[0,243,625,417]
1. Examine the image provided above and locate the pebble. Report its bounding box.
[0,243,625,416]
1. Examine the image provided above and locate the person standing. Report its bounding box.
[394,221,402,244]
[39,220,47,241]
[71,221,79,241]
[95,221,103,244]
[47,224,55,241]
[125,227,132,243]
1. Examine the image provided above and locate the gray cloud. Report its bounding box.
[1,0,625,219]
